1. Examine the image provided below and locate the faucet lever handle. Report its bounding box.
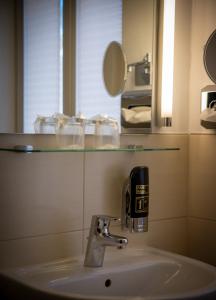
[94,215,121,231]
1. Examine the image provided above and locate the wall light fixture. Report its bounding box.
[160,0,175,127]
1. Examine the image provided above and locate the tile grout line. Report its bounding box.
[149,216,187,222]
[186,134,190,256]
[82,216,188,231]
[0,229,84,243]
[0,217,190,243]
[188,216,216,223]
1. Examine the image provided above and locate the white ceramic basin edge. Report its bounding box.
[1,247,216,300]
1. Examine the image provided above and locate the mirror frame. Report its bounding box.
[103,41,127,97]
[203,29,216,84]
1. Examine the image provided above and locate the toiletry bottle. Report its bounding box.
[122,166,149,232]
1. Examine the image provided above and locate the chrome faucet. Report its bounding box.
[84,215,128,267]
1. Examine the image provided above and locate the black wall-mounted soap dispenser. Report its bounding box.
[122,166,149,232]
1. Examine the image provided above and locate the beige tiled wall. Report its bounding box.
[188,0,216,134]
[0,231,83,269]
[188,135,216,266]
[84,218,187,256]
[0,134,188,269]
[0,152,84,240]
[83,134,188,258]
[188,218,216,267]
[186,0,216,266]
[0,150,85,269]
[84,143,188,227]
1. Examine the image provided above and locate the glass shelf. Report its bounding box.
[0,145,180,153]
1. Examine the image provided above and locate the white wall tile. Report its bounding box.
[130,150,188,221]
[188,217,216,266]
[0,152,84,240]
[188,135,216,266]
[0,230,83,269]
[188,135,216,220]
[84,135,188,228]
[0,134,189,270]
[84,152,131,228]
[189,0,216,133]
[187,0,216,264]
[84,218,188,256]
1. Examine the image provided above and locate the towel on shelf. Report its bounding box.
[121,106,151,124]
[201,108,216,123]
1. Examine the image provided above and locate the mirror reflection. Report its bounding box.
[0,0,157,133]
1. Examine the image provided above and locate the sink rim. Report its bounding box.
[1,246,216,300]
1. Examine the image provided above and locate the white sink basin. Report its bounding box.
[1,247,216,299]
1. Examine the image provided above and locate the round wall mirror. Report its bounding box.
[204,29,216,83]
[103,41,127,97]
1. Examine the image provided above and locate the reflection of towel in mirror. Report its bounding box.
[201,108,216,123]
[121,106,151,124]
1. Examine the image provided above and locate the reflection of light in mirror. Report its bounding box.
[201,92,208,112]
[161,0,175,121]
[59,0,64,113]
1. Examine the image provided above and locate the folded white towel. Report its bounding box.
[201,108,216,123]
[121,106,151,124]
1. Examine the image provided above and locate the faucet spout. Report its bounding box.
[99,232,128,248]
[84,215,128,267]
